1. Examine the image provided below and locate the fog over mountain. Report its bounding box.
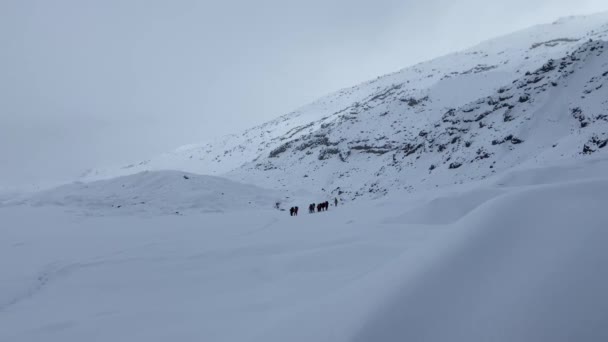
[2,0,608,189]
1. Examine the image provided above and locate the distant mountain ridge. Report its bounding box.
[7,171,283,215]
[83,12,608,200]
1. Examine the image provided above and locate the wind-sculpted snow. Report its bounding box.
[382,188,505,225]
[83,12,608,202]
[349,179,608,342]
[248,156,608,342]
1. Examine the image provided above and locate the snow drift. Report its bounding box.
[250,156,608,342]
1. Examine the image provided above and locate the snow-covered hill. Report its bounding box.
[83,12,608,201]
[4,171,284,215]
[3,155,608,342]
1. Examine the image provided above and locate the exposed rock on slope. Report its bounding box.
[229,40,608,199]
[84,13,608,200]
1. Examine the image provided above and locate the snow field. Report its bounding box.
[2,156,608,341]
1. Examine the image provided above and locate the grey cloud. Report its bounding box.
[1,0,607,188]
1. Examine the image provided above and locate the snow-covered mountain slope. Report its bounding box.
[84,12,608,200]
[231,39,608,200]
[5,171,284,215]
[3,155,608,342]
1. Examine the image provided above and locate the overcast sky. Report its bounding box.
[1,0,608,188]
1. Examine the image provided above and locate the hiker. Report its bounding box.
[334,198,338,207]
[289,207,294,216]
[309,203,315,213]
[294,206,299,216]
[317,203,322,212]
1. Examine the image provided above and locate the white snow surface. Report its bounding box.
[2,156,608,341]
[3,12,608,342]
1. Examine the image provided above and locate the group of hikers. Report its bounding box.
[289,198,338,216]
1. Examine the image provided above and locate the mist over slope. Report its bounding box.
[82,12,608,201]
